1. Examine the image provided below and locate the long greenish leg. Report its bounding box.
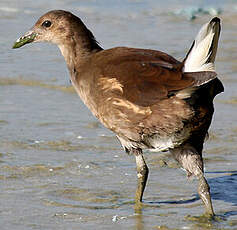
[197,173,214,216]
[133,148,149,203]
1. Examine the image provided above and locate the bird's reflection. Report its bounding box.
[134,203,145,230]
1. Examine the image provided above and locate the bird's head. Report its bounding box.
[13,10,98,50]
[13,10,73,48]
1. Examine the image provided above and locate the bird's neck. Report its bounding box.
[58,32,102,80]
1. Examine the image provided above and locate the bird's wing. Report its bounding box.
[83,47,217,143]
[94,47,216,107]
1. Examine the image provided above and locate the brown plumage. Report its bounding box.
[13,10,224,216]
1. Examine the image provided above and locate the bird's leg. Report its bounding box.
[171,144,214,217]
[133,148,149,203]
[197,173,214,216]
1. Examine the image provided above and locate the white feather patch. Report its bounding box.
[184,20,217,73]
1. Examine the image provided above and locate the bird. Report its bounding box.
[13,10,224,216]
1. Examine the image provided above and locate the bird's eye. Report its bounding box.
[42,20,52,28]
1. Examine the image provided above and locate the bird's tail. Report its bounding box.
[183,17,221,73]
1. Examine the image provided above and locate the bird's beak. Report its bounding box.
[12,30,37,49]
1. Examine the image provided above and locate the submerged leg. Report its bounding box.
[171,144,214,216]
[132,148,149,203]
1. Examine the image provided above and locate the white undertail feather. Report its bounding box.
[183,18,220,72]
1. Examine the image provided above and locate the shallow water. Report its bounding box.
[1,0,237,229]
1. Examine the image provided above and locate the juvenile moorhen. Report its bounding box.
[13,10,224,216]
